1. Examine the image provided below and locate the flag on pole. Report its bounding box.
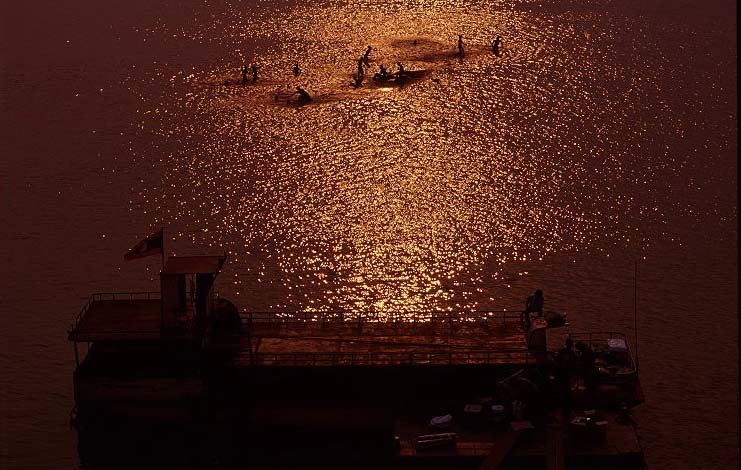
[124,229,164,261]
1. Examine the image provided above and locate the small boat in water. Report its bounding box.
[372,69,430,86]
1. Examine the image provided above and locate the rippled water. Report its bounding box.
[130,0,730,315]
[0,0,736,468]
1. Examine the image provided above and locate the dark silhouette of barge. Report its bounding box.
[69,255,644,469]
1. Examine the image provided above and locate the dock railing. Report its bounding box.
[241,348,536,367]
[70,291,224,341]
[565,331,636,368]
[70,292,161,338]
[241,309,521,327]
[232,310,534,367]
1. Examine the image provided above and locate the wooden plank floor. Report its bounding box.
[236,319,532,367]
[73,300,163,341]
[72,299,198,342]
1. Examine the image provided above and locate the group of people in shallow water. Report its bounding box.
[458,33,503,57]
[240,64,258,85]
[224,61,312,104]
[354,45,415,87]
[227,34,504,102]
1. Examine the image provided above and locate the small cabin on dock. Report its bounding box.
[69,255,226,347]
[68,254,226,417]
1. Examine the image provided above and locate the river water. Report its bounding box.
[0,0,736,468]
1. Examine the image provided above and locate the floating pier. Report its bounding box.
[68,254,645,469]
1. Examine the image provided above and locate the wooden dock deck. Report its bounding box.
[70,294,164,342]
[69,292,204,343]
[233,311,535,367]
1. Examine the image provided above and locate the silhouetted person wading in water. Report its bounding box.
[492,35,502,54]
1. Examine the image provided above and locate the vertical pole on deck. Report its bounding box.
[161,227,166,269]
[160,227,165,334]
[634,259,639,372]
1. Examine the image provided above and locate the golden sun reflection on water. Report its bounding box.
[132,0,687,314]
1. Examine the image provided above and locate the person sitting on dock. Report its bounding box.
[241,65,249,85]
[251,63,258,82]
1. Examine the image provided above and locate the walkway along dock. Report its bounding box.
[68,254,645,468]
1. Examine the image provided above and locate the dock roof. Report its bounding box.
[70,298,162,342]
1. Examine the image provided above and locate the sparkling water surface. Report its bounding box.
[0,0,736,468]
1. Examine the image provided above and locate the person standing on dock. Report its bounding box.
[522,289,544,328]
[363,45,372,66]
[251,63,258,82]
[293,63,301,77]
[241,65,249,85]
[457,34,464,57]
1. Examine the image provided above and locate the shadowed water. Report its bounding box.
[0,0,736,468]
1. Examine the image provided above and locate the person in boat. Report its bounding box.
[492,35,502,54]
[375,63,389,81]
[457,34,464,57]
[293,63,301,77]
[293,86,312,103]
[251,63,258,82]
[363,45,372,66]
[522,289,544,327]
[241,65,249,85]
[396,61,406,76]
